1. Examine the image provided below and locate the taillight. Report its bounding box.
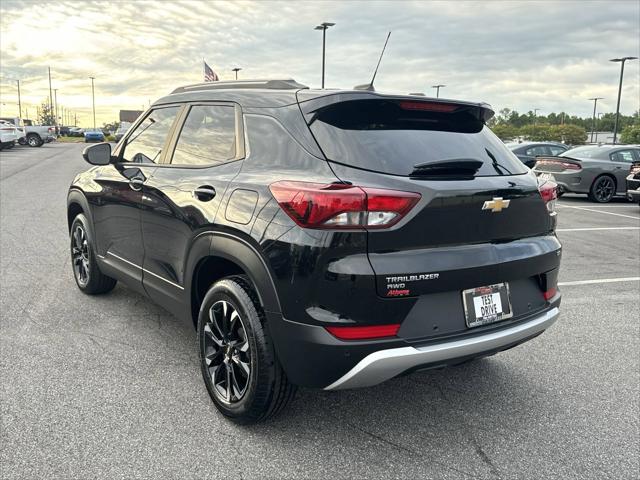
[269,181,420,229]
[538,179,558,215]
[535,159,581,171]
[325,323,400,340]
[630,164,640,175]
[543,287,557,301]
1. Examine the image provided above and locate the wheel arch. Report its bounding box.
[67,189,93,232]
[186,232,281,329]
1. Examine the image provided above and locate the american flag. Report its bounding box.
[204,61,219,82]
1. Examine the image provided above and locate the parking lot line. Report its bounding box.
[556,205,639,220]
[557,227,640,232]
[558,277,640,286]
[557,204,639,209]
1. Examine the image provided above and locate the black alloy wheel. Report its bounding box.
[72,224,91,287]
[590,176,615,203]
[198,277,296,423]
[69,214,117,294]
[203,300,251,404]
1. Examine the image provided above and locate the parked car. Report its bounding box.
[59,126,72,136]
[0,117,56,147]
[114,121,131,142]
[68,79,562,423]
[83,129,105,143]
[626,162,640,205]
[506,142,570,168]
[68,127,84,137]
[533,144,640,202]
[0,119,19,150]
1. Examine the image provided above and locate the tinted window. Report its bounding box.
[610,150,635,163]
[525,146,549,157]
[122,107,180,163]
[309,100,528,177]
[171,105,236,166]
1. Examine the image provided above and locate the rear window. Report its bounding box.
[560,147,602,159]
[308,100,528,177]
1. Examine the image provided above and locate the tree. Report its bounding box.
[38,100,55,126]
[491,124,519,141]
[620,124,640,144]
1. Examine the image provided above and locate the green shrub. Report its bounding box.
[620,124,640,144]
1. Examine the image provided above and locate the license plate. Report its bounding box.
[462,283,513,328]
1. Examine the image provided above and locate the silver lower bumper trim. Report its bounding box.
[324,307,559,390]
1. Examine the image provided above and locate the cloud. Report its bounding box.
[1,0,638,126]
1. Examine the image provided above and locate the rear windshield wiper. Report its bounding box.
[411,158,483,178]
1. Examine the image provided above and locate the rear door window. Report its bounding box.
[549,145,567,156]
[525,146,549,157]
[308,99,528,177]
[610,150,635,163]
[170,105,237,166]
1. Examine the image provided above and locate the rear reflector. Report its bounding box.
[543,287,557,300]
[325,324,401,340]
[269,181,420,229]
[398,101,459,113]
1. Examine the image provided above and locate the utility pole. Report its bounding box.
[54,88,59,131]
[588,97,603,143]
[532,108,540,138]
[48,67,54,126]
[314,22,335,88]
[610,56,638,144]
[16,80,22,120]
[89,76,96,129]
[432,84,445,98]
[74,112,77,126]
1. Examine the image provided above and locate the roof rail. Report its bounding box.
[171,79,308,94]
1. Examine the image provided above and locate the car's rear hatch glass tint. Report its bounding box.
[304,98,528,178]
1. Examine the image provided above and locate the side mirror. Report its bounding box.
[82,142,112,165]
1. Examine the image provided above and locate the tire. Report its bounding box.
[588,175,616,203]
[18,137,26,145]
[27,134,43,147]
[70,214,117,294]
[198,276,296,424]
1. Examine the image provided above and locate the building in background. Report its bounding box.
[119,110,143,123]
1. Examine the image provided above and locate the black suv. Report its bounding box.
[68,80,562,423]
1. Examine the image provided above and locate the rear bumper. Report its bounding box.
[324,306,559,390]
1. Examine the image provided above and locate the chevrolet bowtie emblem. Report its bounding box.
[482,197,510,212]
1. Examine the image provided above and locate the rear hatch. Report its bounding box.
[298,92,558,299]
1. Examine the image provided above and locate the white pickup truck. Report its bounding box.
[0,117,57,147]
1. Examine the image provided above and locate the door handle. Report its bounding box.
[193,185,216,201]
[129,177,144,191]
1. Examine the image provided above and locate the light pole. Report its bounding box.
[314,22,335,89]
[48,67,54,126]
[232,67,242,80]
[588,97,603,143]
[432,84,445,98]
[610,56,637,144]
[16,80,22,120]
[89,76,96,130]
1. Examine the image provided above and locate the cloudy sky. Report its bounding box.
[1,0,638,126]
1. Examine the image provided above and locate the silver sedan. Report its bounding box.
[533,145,640,203]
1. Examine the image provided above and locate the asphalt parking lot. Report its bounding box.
[1,143,638,479]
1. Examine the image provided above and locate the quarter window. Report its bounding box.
[121,107,180,163]
[171,105,237,166]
